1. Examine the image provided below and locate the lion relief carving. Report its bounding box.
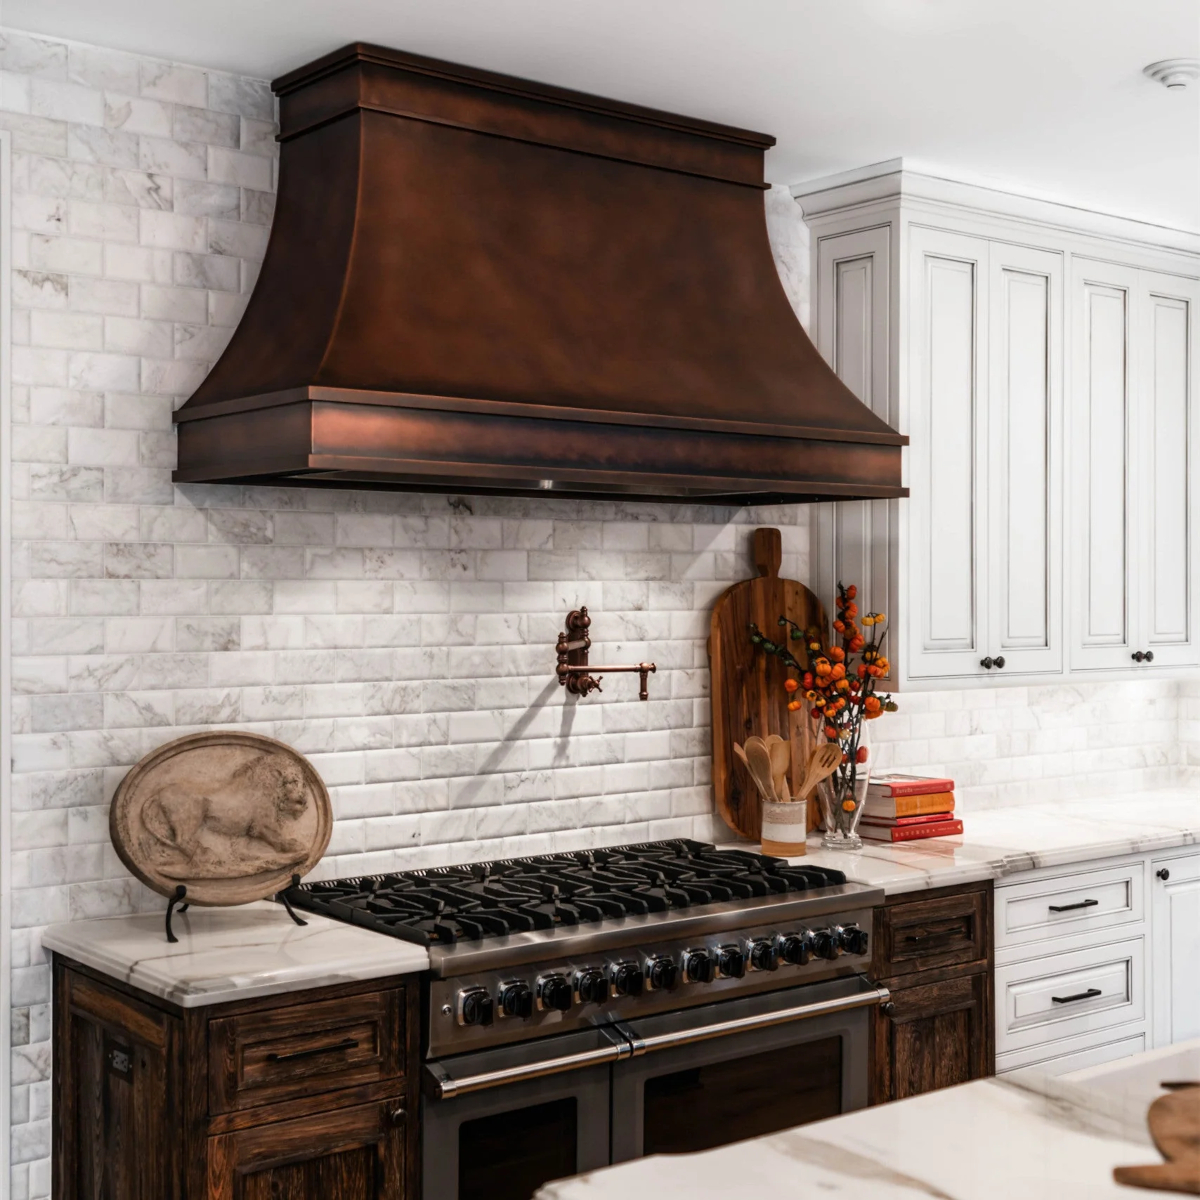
[140,753,313,880]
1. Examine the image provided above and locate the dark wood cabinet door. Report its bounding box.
[207,1098,407,1200]
[872,974,991,1104]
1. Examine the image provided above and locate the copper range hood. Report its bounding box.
[174,44,907,504]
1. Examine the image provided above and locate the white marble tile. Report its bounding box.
[41,900,428,1007]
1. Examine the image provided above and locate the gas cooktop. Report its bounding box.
[286,839,848,946]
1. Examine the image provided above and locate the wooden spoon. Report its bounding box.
[796,743,842,802]
[733,737,778,803]
[766,735,790,802]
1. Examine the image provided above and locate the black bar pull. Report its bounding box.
[1051,988,1102,1005]
[267,1036,358,1064]
[1048,898,1099,913]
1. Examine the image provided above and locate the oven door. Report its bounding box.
[611,975,887,1161]
[422,1025,625,1200]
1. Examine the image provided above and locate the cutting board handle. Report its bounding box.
[753,527,782,579]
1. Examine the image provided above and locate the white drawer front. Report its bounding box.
[997,937,1145,1055]
[996,1030,1146,1075]
[996,861,1144,950]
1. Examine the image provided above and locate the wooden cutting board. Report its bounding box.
[1114,1086,1200,1194]
[708,528,828,841]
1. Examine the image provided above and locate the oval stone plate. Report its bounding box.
[110,731,333,906]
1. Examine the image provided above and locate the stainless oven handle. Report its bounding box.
[623,984,891,1057]
[427,1032,631,1099]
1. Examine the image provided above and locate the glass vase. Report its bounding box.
[816,732,871,851]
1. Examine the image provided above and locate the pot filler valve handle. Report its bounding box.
[555,607,656,701]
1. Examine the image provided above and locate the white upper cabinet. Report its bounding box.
[1069,261,1199,671]
[799,164,1198,688]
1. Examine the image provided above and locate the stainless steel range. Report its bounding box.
[287,839,887,1200]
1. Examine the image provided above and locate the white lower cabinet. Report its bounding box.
[1151,850,1200,1046]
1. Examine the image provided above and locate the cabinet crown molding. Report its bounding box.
[791,159,1200,259]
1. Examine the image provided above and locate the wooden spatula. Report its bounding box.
[766,735,791,802]
[1114,1085,1200,1193]
[733,739,777,804]
[796,743,842,802]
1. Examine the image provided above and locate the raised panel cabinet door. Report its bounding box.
[985,243,1064,675]
[1069,258,1139,670]
[871,973,990,1104]
[1135,271,1200,667]
[207,1098,407,1200]
[1151,853,1200,1046]
[812,226,896,681]
[906,227,990,679]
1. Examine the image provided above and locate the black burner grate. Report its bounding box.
[285,840,847,946]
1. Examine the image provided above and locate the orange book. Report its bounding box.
[862,791,955,819]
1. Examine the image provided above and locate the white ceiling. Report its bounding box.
[7,0,1199,229]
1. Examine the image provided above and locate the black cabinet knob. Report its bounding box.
[994,656,1006,669]
[716,944,746,979]
[1132,651,1145,663]
[499,981,534,1019]
[980,657,994,669]
[537,974,573,1012]
[1157,868,1170,881]
[880,1001,895,1015]
[779,930,813,966]
[1145,650,1155,663]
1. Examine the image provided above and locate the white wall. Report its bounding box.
[0,26,1190,1200]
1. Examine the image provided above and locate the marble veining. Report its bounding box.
[534,1063,1164,1199]
[40,900,430,1007]
[761,788,1200,893]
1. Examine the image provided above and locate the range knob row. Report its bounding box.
[454,925,869,1024]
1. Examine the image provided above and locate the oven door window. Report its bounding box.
[641,1036,841,1155]
[459,1098,578,1200]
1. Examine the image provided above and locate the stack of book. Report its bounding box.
[860,774,962,842]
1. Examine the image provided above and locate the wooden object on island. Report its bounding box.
[52,957,419,1200]
[1114,1086,1200,1194]
[869,881,995,1105]
[708,528,828,841]
[109,732,332,907]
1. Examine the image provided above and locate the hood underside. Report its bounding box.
[174,43,907,504]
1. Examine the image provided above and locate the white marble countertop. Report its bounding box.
[41,900,430,1008]
[762,786,1200,894]
[535,1051,1183,1200]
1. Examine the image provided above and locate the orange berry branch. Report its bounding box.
[748,583,898,834]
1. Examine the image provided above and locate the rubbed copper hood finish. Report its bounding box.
[174,44,907,503]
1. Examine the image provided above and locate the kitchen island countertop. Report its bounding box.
[768,786,1200,894]
[535,1050,1183,1199]
[41,899,430,1007]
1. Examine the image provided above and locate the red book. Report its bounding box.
[860,811,958,827]
[861,819,963,842]
[868,773,956,797]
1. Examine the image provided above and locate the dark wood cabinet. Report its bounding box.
[869,881,994,1105]
[52,958,419,1200]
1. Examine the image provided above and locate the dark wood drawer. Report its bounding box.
[873,888,988,979]
[209,989,405,1114]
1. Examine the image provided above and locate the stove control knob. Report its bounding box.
[813,927,844,960]
[683,949,716,985]
[457,986,494,1027]
[575,968,608,1006]
[611,961,645,997]
[747,937,780,972]
[498,980,534,1020]
[537,973,573,1013]
[717,944,746,979]
[779,930,813,966]
[646,954,678,991]
[839,924,870,956]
